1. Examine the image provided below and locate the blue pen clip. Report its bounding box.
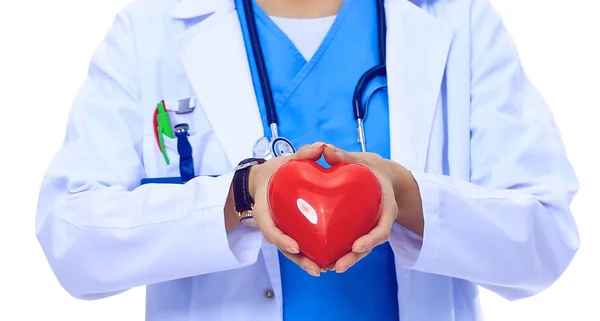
[174,123,195,183]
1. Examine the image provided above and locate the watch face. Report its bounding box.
[240,216,259,228]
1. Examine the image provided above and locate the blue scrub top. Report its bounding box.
[236,1,399,320]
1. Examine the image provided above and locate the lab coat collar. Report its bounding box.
[168,0,429,19]
[169,0,233,19]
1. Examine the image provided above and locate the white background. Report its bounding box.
[0,0,598,320]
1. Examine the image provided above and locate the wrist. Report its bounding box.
[389,160,404,195]
[232,158,266,228]
[390,162,425,237]
[224,183,241,231]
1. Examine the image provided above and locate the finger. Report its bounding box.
[323,144,348,166]
[280,252,322,277]
[322,143,355,166]
[262,224,300,254]
[252,192,300,254]
[293,142,326,161]
[334,250,371,273]
[352,184,398,253]
[322,263,336,272]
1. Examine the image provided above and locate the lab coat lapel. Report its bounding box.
[172,0,264,169]
[385,0,453,172]
[384,1,453,319]
[171,0,284,306]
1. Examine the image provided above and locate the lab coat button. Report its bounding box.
[264,289,275,299]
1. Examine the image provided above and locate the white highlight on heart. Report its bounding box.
[296,198,318,225]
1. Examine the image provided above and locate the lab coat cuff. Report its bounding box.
[195,173,262,271]
[389,172,440,270]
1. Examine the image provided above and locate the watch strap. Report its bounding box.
[233,158,265,214]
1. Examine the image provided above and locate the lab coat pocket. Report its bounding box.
[161,131,232,179]
[142,97,232,180]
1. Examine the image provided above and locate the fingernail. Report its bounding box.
[308,270,320,277]
[325,144,337,152]
[336,266,348,273]
[309,142,325,150]
[353,246,367,253]
[286,247,299,254]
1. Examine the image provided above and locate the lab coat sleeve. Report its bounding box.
[389,0,580,300]
[35,12,262,300]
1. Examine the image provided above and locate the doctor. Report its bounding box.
[35,0,580,320]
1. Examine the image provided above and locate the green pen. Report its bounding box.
[157,100,174,164]
[157,100,174,138]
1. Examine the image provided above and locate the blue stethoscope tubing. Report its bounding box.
[243,0,387,156]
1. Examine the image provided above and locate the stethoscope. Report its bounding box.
[243,0,387,159]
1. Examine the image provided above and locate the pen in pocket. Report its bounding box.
[153,100,174,165]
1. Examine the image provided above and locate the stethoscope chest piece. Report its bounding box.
[253,136,272,160]
[252,136,296,160]
[271,137,295,157]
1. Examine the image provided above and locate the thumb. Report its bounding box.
[323,144,356,165]
[293,142,326,160]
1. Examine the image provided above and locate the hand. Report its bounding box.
[249,142,327,277]
[321,144,423,273]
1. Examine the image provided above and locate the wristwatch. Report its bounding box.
[233,158,266,228]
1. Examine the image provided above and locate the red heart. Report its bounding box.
[267,159,382,268]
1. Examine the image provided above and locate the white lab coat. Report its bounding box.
[35,0,580,320]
